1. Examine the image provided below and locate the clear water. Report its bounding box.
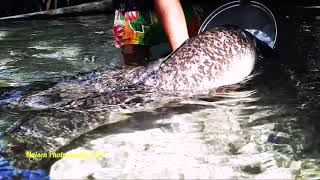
[0,15,119,88]
[0,15,319,179]
[0,15,120,179]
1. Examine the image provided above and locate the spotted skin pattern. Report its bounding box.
[143,26,257,95]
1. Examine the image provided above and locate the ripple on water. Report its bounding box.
[31,47,81,60]
[0,31,8,40]
[2,16,320,179]
[48,85,301,179]
[0,58,14,71]
[28,41,55,50]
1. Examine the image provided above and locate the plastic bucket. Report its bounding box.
[199,1,277,49]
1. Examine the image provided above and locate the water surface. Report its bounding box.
[0,15,319,179]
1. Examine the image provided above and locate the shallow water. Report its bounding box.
[0,15,120,178]
[0,15,320,179]
[0,15,119,88]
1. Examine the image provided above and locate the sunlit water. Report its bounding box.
[0,15,319,179]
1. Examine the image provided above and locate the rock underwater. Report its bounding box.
[1,26,257,169]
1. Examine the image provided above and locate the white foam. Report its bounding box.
[0,31,8,40]
[28,41,54,50]
[32,47,81,60]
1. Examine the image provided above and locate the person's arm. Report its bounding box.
[154,0,189,51]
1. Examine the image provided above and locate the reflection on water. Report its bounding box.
[0,15,119,179]
[0,15,120,88]
[49,63,305,179]
[0,15,320,179]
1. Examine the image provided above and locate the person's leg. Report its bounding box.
[154,0,189,51]
[120,44,150,66]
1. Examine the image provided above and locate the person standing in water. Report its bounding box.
[113,0,210,66]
